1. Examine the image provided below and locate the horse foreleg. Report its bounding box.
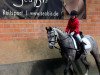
[69,65,74,75]
[69,64,78,75]
[64,67,67,75]
[64,63,70,75]
[64,60,72,75]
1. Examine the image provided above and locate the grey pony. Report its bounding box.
[45,27,100,75]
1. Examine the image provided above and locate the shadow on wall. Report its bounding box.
[29,58,99,75]
[26,58,99,75]
[30,58,86,75]
[30,58,64,75]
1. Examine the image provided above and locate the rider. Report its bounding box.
[65,10,85,53]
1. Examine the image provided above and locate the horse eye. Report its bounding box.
[48,35,50,38]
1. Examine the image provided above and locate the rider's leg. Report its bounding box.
[76,34,82,42]
[76,34,86,53]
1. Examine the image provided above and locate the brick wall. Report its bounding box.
[0,0,100,64]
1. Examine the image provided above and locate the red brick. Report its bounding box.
[0,0,99,41]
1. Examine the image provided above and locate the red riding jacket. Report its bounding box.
[65,18,80,34]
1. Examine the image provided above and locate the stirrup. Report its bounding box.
[82,41,86,45]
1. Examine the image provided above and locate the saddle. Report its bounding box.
[71,31,84,50]
[70,32,92,59]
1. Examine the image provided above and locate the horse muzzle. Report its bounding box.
[49,45,54,49]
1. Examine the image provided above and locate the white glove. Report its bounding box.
[70,32,75,36]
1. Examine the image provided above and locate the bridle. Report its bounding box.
[48,30,78,50]
[48,30,58,45]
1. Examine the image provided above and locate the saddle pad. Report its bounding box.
[82,38,92,50]
[70,36,92,53]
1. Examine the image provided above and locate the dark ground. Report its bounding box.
[0,58,99,75]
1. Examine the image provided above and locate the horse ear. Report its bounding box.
[49,27,52,31]
[45,26,52,31]
[45,27,48,31]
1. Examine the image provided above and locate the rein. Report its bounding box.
[54,35,78,51]
[54,45,78,51]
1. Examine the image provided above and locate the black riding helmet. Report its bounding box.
[70,10,78,16]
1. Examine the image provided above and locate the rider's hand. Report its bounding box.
[70,32,75,36]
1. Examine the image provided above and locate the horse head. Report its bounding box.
[45,26,69,49]
[45,27,59,49]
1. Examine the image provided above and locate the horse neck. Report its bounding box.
[54,28,68,40]
[55,28,74,50]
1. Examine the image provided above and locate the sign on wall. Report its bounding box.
[0,0,86,19]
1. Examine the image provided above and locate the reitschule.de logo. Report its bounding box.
[13,0,48,8]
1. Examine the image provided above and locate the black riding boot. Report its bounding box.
[80,42,86,54]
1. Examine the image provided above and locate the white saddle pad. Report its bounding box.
[82,38,91,50]
[71,36,92,53]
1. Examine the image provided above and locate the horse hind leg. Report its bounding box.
[89,36,100,75]
[64,63,71,75]
[80,55,90,75]
[91,50,100,75]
